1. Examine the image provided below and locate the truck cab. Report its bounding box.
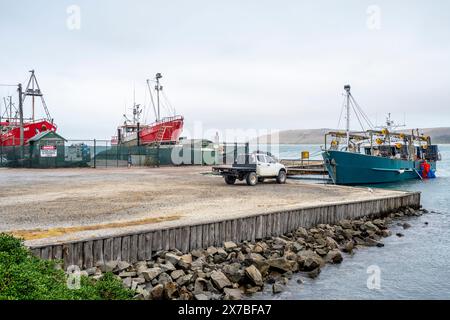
[213,152,287,186]
[254,153,286,178]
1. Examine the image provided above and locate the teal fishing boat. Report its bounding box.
[322,85,440,185]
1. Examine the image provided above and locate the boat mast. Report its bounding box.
[129,84,143,125]
[22,70,52,122]
[344,84,351,150]
[155,73,162,122]
[32,74,35,121]
[18,83,24,147]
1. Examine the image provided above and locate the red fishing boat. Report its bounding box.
[0,119,57,146]
[0,70,57,147]
[111,73,184,146]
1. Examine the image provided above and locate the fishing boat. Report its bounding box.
[0,70,57,146]
[111,73,184,146]
[322,85,440,185]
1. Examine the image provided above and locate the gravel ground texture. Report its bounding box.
[0,167,408,246]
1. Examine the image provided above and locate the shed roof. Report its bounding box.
[28,130,67,143]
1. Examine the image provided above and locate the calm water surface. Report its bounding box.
[251,144,450,300]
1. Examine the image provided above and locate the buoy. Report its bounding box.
[420,160,431,178]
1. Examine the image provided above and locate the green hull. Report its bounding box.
[322,150,436,185]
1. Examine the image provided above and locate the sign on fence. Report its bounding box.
[40,145,57,157]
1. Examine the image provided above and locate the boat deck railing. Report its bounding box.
[152,115,184,125]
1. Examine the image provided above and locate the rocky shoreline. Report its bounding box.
[77,206,428,300]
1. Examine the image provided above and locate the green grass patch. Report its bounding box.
[0,233,133,300]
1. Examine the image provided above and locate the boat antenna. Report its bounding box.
[155,73,162,121]
[375,113,406,130]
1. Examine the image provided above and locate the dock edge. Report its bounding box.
[28,192,421,268]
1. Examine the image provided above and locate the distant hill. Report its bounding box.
[408,127,450,144]
[255,129,332,144]
[255,127,450,144]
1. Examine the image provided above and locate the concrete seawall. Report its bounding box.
[29,192,420,268]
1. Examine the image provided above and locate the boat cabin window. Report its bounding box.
[126,127,136,133]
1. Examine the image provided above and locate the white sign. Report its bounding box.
[40,145,57,158]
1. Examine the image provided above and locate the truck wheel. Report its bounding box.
[246,172,258,186]
[258,177,265,183]
[224,175,236,185]
[276,170,287,184]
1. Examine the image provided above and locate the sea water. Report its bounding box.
[251,144,450,299]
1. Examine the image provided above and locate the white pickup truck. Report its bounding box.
[212,152,287,186]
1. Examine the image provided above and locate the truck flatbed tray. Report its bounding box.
[212,165,255,170]
[212,165,256,173]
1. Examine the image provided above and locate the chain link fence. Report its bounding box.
[0,139,249,168]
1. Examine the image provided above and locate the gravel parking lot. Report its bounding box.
[0,167,406,245]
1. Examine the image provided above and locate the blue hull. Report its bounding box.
[322,150,436,185]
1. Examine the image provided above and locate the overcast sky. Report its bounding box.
[1,0,449,140]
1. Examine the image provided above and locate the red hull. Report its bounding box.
[112,116,184,145]
[0,120,57,146]
[139,116,184,145]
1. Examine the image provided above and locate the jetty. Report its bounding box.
[281,159,329,176]
[0,167,420,268]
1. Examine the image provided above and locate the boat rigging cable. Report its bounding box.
[162,90,176,116]
[337,88,374,132]
[146,79,158,122]
[350,98,367,132]
[146,76,176,121]
[337,95,347,129]
[349,93,374,129]
[1,96,18,120]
